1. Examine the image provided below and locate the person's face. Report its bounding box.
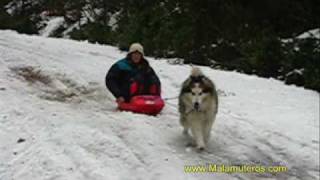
[131,51,142,64]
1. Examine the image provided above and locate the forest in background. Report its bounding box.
[0,0,319,91]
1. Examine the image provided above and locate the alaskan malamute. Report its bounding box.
[178,67,218,151]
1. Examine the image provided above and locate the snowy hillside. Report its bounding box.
[0,30,319,180]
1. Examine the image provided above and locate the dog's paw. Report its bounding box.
[182,129,189,136]
[185,142,196,147]
[196,146,205,152]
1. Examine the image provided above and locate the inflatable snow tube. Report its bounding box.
[118,95,165,115]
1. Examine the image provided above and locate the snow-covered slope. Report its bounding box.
[0,30,319,180]
[39,17,65,37]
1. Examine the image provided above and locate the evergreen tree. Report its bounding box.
[0,0,319,91]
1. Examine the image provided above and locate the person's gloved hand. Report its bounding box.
[116,97,125,103]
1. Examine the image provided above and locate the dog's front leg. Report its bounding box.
[203,113,212,144]
[190,119,206,151]
[204,119,213,145]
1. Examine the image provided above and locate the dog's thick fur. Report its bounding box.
[178,67,218,151]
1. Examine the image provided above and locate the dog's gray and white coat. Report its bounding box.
[178,67,218,151]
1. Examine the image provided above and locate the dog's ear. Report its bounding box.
[181,86,191,93]
[203,87,213,93]
[201,77,215,94]
[181,82,191,93]
[202,77,212,86]
[181,78,192,93]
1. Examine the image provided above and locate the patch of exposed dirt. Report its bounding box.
[10,65,107,103]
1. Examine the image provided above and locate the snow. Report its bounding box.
[0,30,319,180]
[5,0,39,15]
[62,17,88,38]
[167,58,184,65]
[286,69,304,77]
[281,28,320,43]
[297,29,320,39]
[4,1,15,15]
[211,44,217,48]
[39,17,65,37]
[108,11,120,31]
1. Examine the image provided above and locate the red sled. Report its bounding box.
[118,95,165,115]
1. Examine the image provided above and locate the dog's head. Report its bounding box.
[181,67,213,112]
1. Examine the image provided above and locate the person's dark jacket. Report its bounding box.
[105,57,161,102]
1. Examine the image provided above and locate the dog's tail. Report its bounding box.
[191,67,203,77]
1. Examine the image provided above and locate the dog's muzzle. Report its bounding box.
[194,102,200,111]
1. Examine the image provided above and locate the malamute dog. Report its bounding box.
[178,67,218,151]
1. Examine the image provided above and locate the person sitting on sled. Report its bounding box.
[105,43,161,104]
